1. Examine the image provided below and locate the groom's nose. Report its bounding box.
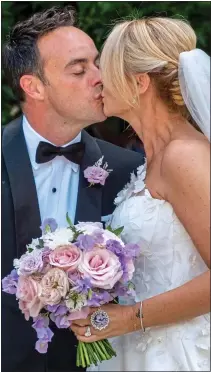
[91,67,102,87]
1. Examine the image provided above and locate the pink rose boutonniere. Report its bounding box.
[84,156,112,186]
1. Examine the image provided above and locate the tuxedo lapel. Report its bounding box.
[75,130,103,223]
[2,117,41,257]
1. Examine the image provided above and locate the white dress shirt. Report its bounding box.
[23,116,81,228]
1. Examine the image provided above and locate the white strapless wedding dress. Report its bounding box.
[89,161,210,371]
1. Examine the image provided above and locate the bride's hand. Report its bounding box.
[70,303,139,342]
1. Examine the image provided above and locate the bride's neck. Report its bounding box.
[124,101,186,165]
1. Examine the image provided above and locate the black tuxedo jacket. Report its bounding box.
[2,116,145,372]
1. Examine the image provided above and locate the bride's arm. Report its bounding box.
[138,139,210,328]
[71,139,210,341]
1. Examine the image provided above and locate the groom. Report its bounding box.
[2,6,144,372]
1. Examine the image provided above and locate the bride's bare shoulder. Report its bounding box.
[161,136,210,175]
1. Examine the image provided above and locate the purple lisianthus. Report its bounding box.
[84,166,109,186]
[40,218,58,234]
[2,269,19,294]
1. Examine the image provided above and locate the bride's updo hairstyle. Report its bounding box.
[101,17,196,119]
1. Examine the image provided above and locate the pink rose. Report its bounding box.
[16,276,43,320]
[40,268,69,306]
[79,249,123,289]
[49,244,82,272]
[84,166,109,186]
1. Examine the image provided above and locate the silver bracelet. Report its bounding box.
[140,301,145,332]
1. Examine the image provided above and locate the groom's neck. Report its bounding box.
[22,105,84,146]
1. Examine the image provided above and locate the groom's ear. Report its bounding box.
[135,73,150,94]
[19,74,45,101]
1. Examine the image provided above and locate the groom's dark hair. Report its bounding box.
[2,6,77,101]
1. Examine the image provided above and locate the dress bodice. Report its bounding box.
[89,161,210,371]
[109,161,208,302]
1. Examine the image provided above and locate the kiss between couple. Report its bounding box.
[2,5,210,372]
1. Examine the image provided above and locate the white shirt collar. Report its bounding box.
[22,115,81,171]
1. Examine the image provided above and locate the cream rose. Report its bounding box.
[40,268,69,305]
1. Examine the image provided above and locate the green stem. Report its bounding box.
[98,340,110,359]
[79,341,86,368]
[86,343,98,365]
[93,341,107,360]
[81,342,91,366]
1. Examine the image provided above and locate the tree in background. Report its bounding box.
[2,1,210,147]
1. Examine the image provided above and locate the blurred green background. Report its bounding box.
[2,1,210,133]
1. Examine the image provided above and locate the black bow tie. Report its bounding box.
[36,141,85,165]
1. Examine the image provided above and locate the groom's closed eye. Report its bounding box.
[64,54,100,76]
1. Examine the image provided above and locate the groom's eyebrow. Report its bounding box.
[64,53,100,69]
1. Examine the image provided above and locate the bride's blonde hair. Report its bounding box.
[100,17,196,118]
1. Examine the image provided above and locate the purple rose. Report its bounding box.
[16,250,43,276]
[84,166,109,186]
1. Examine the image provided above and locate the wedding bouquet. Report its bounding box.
[2,215,140,368]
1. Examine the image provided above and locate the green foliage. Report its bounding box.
[1,1,210,125]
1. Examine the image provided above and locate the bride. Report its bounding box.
[71,17,210,371]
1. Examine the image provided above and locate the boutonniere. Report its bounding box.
[84,156,112,187]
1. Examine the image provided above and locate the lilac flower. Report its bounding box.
[92,230,104,245]
[42,247,51,264]
[72,277,92,295]
[35,327,54,353]
[35,339,48,354]
[67,271,82,284]
[50,313,71,328]
[40,218,58,234]
[113,282,129,297]
[87,290,112,307]
[45,304,60,313]
[76,234,96,251]
[32,314,49,329]
[54,304,68,316]
[124,243,140,258]
[2,269,19,294]
[106,239,123,256]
